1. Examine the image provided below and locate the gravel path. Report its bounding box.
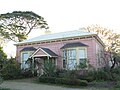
[0,81,86,90]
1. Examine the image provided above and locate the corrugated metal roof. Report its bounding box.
[21,47,37,51]
[61,42,88,49]
[41,47,58,57]
[16,30,97,45]
[29,47,58,58]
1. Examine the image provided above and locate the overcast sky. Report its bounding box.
[1,0,120,57]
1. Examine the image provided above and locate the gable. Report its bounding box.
[29,47,58,58]
[34,49,47,56]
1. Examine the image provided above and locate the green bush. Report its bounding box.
[55,78,68,85]
[111,67,120,75]
[39,77,56,83]
[0,76,3,85]
[111,66,120,81]
[43,61,57,77]
[0,57,36,80]
[86,68,113,81]
[77,74,94,82]
[0,88,12,90]
[21,69,33,78]
[39,77,88,86]
[1,58,22,80]
[114,81,120,88]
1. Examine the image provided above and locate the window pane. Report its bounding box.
[68,49,76,59]
[22,53,30,69]
[63,59,66,68]
[68,59,76,70]
[63,50,67,68]
[22,53,29,61]
[78,49,87,68]
[79,49,86,59]
[67,49,76,70]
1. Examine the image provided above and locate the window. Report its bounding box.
[63,50,67,68]
[62,48,87,70]
[67,49,76,70]
[21,52,30,69]
[78,49,87,68]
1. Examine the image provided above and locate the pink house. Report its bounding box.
[15,30,105,70]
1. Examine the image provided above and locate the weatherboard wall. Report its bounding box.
[16,36,103,68]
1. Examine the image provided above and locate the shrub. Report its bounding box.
[55,78,68,85]
[114,81,120,88]
[1,58,22,80]
[43,61,57,77]
[21,69,33,78]
[0,88,12,90]
[39,77,88,86]
[39,77,56,83]
[0,76,3,85]
[86,68,113,81]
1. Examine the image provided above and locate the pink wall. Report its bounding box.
[16,37,104,69]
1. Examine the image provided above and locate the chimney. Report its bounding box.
[45,30,51,34]
[79,27,87,32]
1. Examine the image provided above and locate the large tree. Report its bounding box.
[85,25,120,68]
[0,47,7,72]
[0,11,49,42]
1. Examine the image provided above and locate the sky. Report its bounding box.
[1,0,120,57]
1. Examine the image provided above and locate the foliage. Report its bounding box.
[0,11,49,42]
[43,61,56,77]
[86,25,120,69]
[114,81,120,88]
[0,46,7,80]
[0,57,36,80]
[77,59,87,69]
[39,77,56,83]
[0,47,7,66]
[110,66,120,81]
[39,77,88,86]
[76,66,120,82]
[0,57,22,80]
[0,76,3,85]
[0,88,12,90]
[21,68,34,78]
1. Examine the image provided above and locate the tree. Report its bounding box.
[85,25,120,68]
[0,47,7,71]
[0,11,49,42]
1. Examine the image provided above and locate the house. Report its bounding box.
[15,29,105,71]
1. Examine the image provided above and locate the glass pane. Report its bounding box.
[22,53,29,61]
[63,59,66,68]
[79,49,86,59]
[22,53,30,69]
[68,49,76,59]
[67,49,76,70]
[68,59,76,70]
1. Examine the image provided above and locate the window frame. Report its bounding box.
[21,51,34,69]
[62,47,87,70]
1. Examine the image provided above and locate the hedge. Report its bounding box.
[39,77,88,86]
